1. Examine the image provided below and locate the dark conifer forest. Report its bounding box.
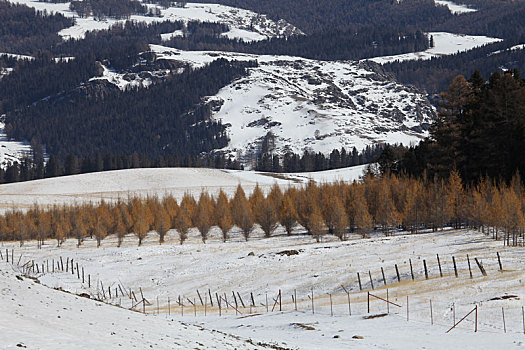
[387,70,525,184]
[0,0,524,186]
[0,1,73,54]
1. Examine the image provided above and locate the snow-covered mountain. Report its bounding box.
[7,0,302,41]
[150,45,435,159]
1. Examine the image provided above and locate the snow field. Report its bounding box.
[5,228,525,348]
[367,32,503,64]
[434,0,477,14]
[0,166,367,212]
[0,265,266,349]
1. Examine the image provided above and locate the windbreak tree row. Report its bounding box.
[1,171,524,247]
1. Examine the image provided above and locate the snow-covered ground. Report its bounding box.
[490,44,525,56]
[368,32,502,64]
[6,0,301,41]
[0,122,32,166]
[4,228,525,349]
[0,266,266,349]
[434,0,477,14]
[151,45,434,158]
[0,52,34,61]
[0,165,367,212]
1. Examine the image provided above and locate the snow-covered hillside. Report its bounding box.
[434,0,477,14]
[0,165,367,212]
[4,228,525,349]
[151,45,435,158]
[368,32,502,64]
[0,122,32,166]
[7,0,301,41]
[0,265,265,349]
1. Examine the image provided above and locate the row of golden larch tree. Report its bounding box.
[0,170,523,248]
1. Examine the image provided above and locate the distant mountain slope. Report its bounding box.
[7,0,302,41]
[150,45,435,159]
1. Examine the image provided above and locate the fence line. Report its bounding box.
[2,247,524,334]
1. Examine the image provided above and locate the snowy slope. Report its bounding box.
[5,229,525,349]
[151,45,434,159]
[0,166,367,211]
[368,32,502,64]
[6,0,301,41]
[0,122,32,166]
[434,0,477,14]
[0,265,265,349]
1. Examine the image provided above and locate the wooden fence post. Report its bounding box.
[522,306,524,334]
[329,293,333,316]
[430,299,433,325]
[232,292,238,315]
[395,264,401,282]
[423,259,428,279]
[367,292,370,313]
[437,254,443,277]
[209,289,214,307]
[502,307,506,333]
[386,289,389,314]
[237,292,246,308]
[197,290,204,306]
[474,258,487,276]
[475,305,478,332]
[347,292,351,316]
[467,254,473,279]
[452,256,458,277]
[406,295,409,321]
[216,293,221,316]
[497,252,503,271]
[311,288,314,314]
[369,270,374,290]
[357,272,362,291]
[381,267,387,285]
[409,259,414,280]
